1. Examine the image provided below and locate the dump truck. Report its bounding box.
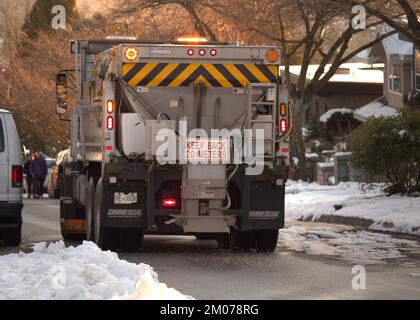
[55,36,291,252]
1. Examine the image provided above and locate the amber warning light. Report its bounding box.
[124,47,138,61]
[266,49,280,63]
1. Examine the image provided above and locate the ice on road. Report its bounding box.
[0,241,190,300]
[278,225,418,265]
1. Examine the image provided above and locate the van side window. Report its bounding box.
[0,118,5,153]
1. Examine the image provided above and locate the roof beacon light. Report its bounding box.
[177,36,209,44]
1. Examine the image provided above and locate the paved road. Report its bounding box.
[1,199,420,299]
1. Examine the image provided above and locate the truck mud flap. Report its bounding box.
[243,182,285,230]
[102,181,147,229]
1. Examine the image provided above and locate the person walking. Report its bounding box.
[30,152,48,199]
[23,153,34,198]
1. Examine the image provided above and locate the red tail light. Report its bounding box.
[162,198,177,208]
[106,116,114,130]
[280,119,289,134]
[12,165,23,188]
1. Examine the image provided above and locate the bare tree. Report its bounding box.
[0,0,35,54]
[350,0,420,48]
[118,0,219,40]
[193,0,394,178]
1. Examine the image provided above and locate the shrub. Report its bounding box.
[306,117,326,141]
[350,108,420,195]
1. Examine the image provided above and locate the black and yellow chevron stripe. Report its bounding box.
[122,63,278,88]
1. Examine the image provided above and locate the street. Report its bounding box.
[1,199,420,300]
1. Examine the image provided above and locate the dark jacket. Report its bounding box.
[23,160,33,178]
[30,157,48,178]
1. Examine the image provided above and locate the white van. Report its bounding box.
[0,109,23,246]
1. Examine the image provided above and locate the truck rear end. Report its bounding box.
[56,37,291,252]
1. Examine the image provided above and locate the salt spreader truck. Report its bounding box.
[55,36,291,252]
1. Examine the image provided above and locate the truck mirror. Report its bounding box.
[56,73,68,112]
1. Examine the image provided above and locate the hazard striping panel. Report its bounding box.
[122,63,279,88]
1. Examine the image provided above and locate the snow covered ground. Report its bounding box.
[0,241,191,300]
[285,181,420,236]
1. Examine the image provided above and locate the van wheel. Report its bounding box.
[256,229,279,253]
[94,178,117,250]
[3,226,22,246]
[85,178,96,242]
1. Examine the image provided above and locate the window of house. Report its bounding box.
[416,50,420,91]
[389,63,402,93]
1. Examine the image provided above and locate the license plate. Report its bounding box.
[185,138,230,163]
[114,192,138,205]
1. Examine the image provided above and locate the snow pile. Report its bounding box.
[0,241,190,300]
[278,225,417,265]
[320,108,353,123]
[286,181,420,236]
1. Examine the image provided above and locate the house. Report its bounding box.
[281,63,384,125]
[354,25,414,121]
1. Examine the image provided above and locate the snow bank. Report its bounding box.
[0,241,190,300]
[278,225,417,265]
[286,181,420,236]
[320,108,353,123]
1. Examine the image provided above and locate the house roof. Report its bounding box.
[353,97,398,122]
[368,24,413,63]
[280,63,384,84]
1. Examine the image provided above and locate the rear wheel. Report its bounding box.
[256,229,279,253]
[61,231,85,242]
[94,178,117,250]
[119,228,144,252]
[216,234,231,249]
[195,234,214,241]
[85,178,96,242]
[234,231,257,252]
[3,226,21,246]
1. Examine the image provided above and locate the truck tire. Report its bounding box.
[3,226,22,246]
[195,234,214,241]
[234,231,257,252]
[216,234,231,249]
[94,178,118,250]
[85,178,96,242]
[119,228,144,252]
[256,229,279,253]
[61,231,85,242]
